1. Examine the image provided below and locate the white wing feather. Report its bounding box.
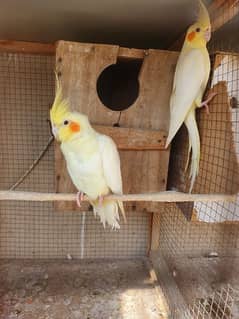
[97,134,123,195]
[166,49,205,147]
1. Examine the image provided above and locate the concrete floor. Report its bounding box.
[0,259,167,319]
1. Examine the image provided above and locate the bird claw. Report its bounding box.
[203,103,210,115]
[76,191,84,207]
[200,92,217,114]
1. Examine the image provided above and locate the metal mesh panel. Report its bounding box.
[160,203,239,259]
[179,286,239,319]
[0,52,150,259]
[194,52,239,222]
[158,203,239,317]
[155,254,239,319]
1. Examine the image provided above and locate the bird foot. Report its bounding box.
[76,191,84,207]
[200,92,217,114]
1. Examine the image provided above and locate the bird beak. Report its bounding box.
[52,125,59,139]
[204,28,211,42]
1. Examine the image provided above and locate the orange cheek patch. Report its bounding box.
[69,122,81,133]
[187,31,196,42]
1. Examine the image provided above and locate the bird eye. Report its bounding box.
[63,120,69,125]
[196,27,201,32]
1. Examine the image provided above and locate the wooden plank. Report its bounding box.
[0,40,146,59]
[118,49,178,212]
[169,0,239,50]
[118,47,145,60]
[212,52,226,70]
[208,0,226,12]
[93,125,167,150]
[0,40,55,55]
[150,211,161,252]
[0,191,236,203]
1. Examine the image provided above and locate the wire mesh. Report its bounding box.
[0,52,150,259]
[194,52,239,223]
[159,203,239,260]
[155,253,239,319]
[178,285,239,319]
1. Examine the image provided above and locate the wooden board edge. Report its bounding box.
[0,40,55,55]
[93,125,168,150]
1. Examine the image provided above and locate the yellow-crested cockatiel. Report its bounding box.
[166,0,215,193]
[50,79,125,229]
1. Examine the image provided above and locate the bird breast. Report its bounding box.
[60,142,109,200]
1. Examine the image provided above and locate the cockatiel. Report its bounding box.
[165,0,215,193]
[50,80,125,229]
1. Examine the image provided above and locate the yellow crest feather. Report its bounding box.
[198,0,210,28]
[50,74,70,125]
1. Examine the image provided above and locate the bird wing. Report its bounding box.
[166,49,206,147]
[97,134,123,195]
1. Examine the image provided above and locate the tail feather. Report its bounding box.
[165,96,191,148]
[184,109,200,193]
[92,199,125,230]
[165,122,181,149]
[118,200,126,223]
[184,137,192,173]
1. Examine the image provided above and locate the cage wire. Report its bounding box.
[159,7,239,319]
[0,52,150,259]
[174,285,239,319]
[153,253,239,318]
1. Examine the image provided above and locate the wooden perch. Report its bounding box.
[0,191,236,204]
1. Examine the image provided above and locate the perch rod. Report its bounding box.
[0,191,236,203]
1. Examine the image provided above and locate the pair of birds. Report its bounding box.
[50,0,213,229]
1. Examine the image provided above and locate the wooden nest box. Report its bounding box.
[55,40,179,213]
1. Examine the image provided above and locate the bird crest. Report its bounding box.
[50,74,70,125]
[198,0,210,28]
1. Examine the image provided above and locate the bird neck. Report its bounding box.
[183,39,207,51]
[62,132,97,154]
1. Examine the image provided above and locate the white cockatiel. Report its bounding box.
[50,80,125,229]
[165,0,215,192]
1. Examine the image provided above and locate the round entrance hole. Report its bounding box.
[97,59,142,111]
